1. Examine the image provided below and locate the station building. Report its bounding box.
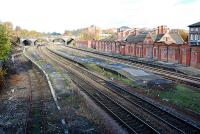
[76,22,200,69]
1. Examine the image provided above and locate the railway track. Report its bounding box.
[65,46,200,88]
[38,46,159,133]
[69,72,158,134]
[24,48,70,134]
[45,46,200,134]
[25,69,45,134]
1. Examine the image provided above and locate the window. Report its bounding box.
[196,28,199,31]
[191,34,194,40]
[191,28,194,31]
[195,34,198,40]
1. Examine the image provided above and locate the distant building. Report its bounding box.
[188,22,200,45]
[102,28,117,34]
[117,26,131,32]
[100,28,117,39]
[86,25,101,35]
[117,26,131,41]
[99,33,112,39]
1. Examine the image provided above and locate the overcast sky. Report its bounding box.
[0,0,199,33]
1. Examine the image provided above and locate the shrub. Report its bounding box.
[0,67,6,89]
[0,24,11,60]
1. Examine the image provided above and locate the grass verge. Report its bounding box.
[85,63,134,86]
[153,84,200,114]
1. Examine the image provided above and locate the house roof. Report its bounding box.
[125,34,147,43]
[151,34,164,42]
[169,33,184,45]
[188,22,200,27]
[159,33,184,45]
[169,29,188,42]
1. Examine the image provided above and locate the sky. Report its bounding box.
[0,0,199,33]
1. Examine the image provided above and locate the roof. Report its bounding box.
[151,34,164,42]
[159,33,184,45]
[188,22,200,27]
[169,33,184,44]
[169,29,188,42]
[125,34,147,43]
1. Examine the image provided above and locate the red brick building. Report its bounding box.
[125,43,134,56]
[125,33,147,57]
[76,40,92,48]
[190,47,200,68]
[78,24,200,69]
[180,44,190,66]
[119,42,126,55]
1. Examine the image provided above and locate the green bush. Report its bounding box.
[0,24,11,60]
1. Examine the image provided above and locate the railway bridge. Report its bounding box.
[21,36,75,46]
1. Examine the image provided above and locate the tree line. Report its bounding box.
[0,21,46,88]
[0,22,11,89]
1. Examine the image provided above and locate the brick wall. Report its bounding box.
[76,40,92,48]
[143,45,153,59]
[190,47,200,68]
[90,40,200,69]
[180,45,190,66]
[168,45,180,63]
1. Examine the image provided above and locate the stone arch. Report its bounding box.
[34,38,48,45]
[52,38,66,44]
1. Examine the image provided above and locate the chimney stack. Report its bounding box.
[157,25,169,34]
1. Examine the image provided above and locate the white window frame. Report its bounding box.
[191,34,194,40]
[195,34,198,40]
[196,28,198,31]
